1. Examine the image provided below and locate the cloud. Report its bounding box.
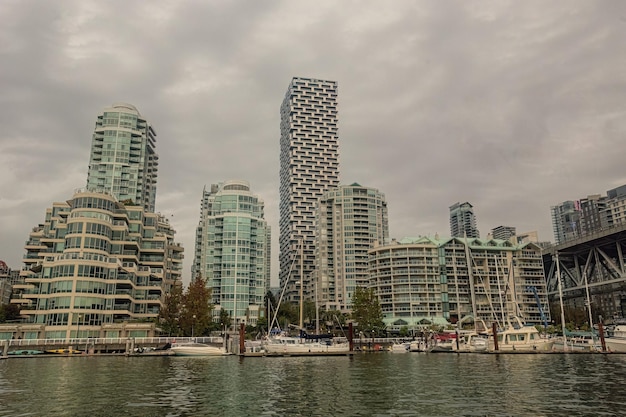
[1,0,625,286]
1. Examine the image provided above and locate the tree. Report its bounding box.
[180,276,213,337]
[159,282,183,336]
[218,308,231,332]
[0,303,20,323]
[351,287,385,336]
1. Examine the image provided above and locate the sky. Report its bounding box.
[1,0,625,286]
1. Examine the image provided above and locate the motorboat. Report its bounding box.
[489,317,554,352]
[170,342,230,356]
[389,342,409,353]
[552,331,602,352]
[605,325,626,353]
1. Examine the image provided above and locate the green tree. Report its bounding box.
[159,282,183,336]
[0,303,20,323]
[218,308,231,332]
[351,287,385,336]
[180,276,213,337]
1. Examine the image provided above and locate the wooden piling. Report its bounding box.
[492,322,499,351]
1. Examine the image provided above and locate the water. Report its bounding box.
[1,353,625,416]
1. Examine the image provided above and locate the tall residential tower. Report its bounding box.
[450,202,480,238]
[315,183,389,313]
[193,181,271,326]
[279,77,339,303]
[86,103,158,212]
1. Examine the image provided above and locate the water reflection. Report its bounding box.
[1,354,626,416]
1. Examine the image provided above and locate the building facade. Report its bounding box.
[490,226,516,241]
[5,191,183,340]
[314,183,389,313]
[551,201,581,244]
[193,181,271,326]
[86,103,159,212]
[279,77,339,303]
[368,237,550,332]
[449,202,480,238]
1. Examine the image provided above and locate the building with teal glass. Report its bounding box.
[193,180,271,326]
[86,103,158,212]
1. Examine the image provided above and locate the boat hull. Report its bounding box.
[605,338,626,353]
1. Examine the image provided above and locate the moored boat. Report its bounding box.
[489,317,553,352]
[605,325,626,353]
[170,342,230,356]
[262,332,350,354]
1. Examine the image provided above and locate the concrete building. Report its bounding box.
[193,180,271,326]
[368,236,550,332]
[490,226,516,241]
[314,183,389,313]
[449,202,480,238]
[0,261,12,306]
[4,190,183,340]
[551,201,581,244]
[279,77,339,303]
[86,103,158,212]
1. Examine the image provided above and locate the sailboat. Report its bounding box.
[262,239,350,355]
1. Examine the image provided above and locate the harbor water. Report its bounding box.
[1,353,625,416]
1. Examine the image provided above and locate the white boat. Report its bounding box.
[263,333,350,354]
[605,325,626,353]
[552,332,602,352]
[489,317,554,352]
[451,331,489,353]
[170,342,230,356]
[390,342,409,353]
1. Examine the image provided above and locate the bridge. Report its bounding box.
[542,223,626,321]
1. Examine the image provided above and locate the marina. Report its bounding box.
[1,349,625,416]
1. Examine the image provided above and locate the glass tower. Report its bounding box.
[86,103,158,212]
[279,77,339,302]
[193,180,271,326]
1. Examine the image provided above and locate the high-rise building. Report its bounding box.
[449,202,480,238]
[314,183,389,313]
[279,77,339,303]
[490,226,516,241]
[193,181,271,326]
[86,103,158,212]
[7,190,183,339]
[551,201,581,244]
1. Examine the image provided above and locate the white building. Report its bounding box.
[279,77,339,303]
[368,236,550,332]
[315,183,388,313]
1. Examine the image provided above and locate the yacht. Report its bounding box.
[489,317,554,352]
[263,332,350,354]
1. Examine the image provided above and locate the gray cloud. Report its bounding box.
[1,0,625,285]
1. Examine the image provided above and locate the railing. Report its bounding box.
[5,336,225,348]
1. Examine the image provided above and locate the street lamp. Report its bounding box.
[192,315,196,338]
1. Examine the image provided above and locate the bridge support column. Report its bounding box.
[1,340,8,358]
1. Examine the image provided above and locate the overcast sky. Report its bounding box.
[1,0,625,286]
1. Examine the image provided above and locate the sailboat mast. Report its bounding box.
[463,235,478,331]
[315,279,320,334]
[495,254,505,329]
[299,238,304,330]
[555,252,568,351]
[583,269,594,336]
